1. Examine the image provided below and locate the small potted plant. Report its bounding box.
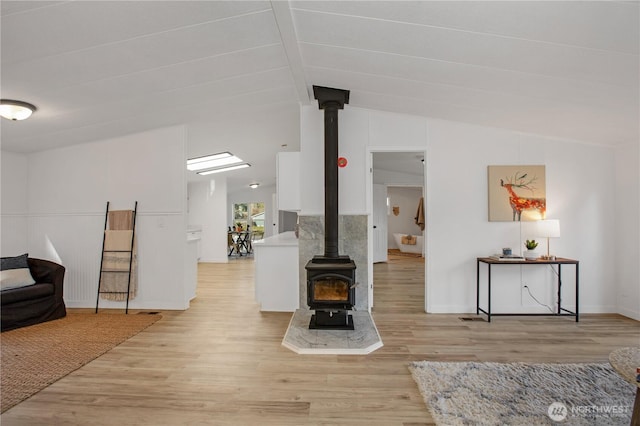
[524,239,539,260]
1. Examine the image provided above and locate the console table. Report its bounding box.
[476,257,579,322]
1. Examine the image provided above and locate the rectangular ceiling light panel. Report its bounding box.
[187,152,231,166]
[187,152,244,171]
[197,163,251,176]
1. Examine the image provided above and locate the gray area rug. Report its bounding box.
[409,361,635,425]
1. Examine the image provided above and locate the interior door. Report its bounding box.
[372,184,388,263]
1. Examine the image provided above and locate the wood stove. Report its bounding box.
[307,256,356,329]
[306,85,356,330]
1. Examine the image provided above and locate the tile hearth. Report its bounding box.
[282,309,383,355]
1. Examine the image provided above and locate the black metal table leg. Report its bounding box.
[557,264,562,315]
[487,264,492,323]
[476,259,480,315]
[575,262,579,322]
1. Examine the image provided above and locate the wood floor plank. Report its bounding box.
[1,253,637,425]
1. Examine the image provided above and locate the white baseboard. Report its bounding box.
[616,306,640,321]
[66,300,187,310]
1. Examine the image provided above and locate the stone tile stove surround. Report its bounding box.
[298,215,368,313]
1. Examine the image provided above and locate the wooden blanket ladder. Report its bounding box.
[96,201,138,314]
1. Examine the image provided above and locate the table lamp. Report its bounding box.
[538,219,560,260]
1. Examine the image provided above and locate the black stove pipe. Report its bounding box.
[313,86,350,259]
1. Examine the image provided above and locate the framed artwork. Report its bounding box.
[488,165,546,221]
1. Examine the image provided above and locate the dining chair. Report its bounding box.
[227,233,239,256]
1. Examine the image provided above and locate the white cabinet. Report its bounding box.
[184,226,201,304]
[187,227,202,260]
[253,231,299,312]
[277,152,300,211]
[184,240,198,304]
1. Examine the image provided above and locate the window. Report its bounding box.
[233,202,265,233]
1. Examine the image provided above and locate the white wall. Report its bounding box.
[614,141,640,320]
[25,126,188,310]
[300,105,628,317]
[188,178,229,263]
[300,107,369,216]
[373,169,423,187]
[1,151,29,256]
[426,119,616,315]
[386,186,423,249]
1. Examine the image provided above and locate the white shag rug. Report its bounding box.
[409,361,636,426]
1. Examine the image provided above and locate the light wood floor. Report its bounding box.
[2,255,638,425]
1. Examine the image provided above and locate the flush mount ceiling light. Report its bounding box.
[249,183,260,189]
[187,151,244,171]
[0,99,37,121]
[197,163,250,176]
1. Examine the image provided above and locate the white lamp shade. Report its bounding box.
[538,219,560,238]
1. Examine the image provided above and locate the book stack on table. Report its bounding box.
[488,254,525,261]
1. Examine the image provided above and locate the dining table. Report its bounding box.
[228,231,252,256]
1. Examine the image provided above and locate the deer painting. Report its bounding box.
[500,172,546,221]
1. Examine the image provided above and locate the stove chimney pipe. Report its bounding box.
[313,86,350,259]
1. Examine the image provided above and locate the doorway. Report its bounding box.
[368,150,426,312]
[229,201,265,258]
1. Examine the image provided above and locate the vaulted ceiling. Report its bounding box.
[1,1,637,191]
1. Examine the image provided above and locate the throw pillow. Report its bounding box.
[1,253,36,291]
